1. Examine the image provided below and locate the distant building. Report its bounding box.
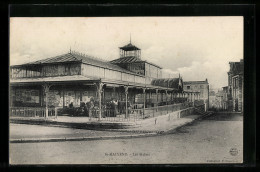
[221,86,230,111]
[183,79,209,111]
[209,86,231,111]
[209,90,216,109]
[228,59,244,112]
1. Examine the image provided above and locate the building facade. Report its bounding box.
[227,59,244,112]
[183,79,209,111]
[9,41,203,119]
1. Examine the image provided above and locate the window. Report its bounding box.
[187,86,190,89]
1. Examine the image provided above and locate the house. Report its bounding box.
[228,59,244,112]
[183,79,209,111]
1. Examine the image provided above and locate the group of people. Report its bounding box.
[68,98,95,117]
[67,98,133,117]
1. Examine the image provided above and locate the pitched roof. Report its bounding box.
[12,52,142,76]
[183,80,208,85]
[151,78,181,89]
[119,43,140,51]
[229,61,244,75]
[110,56,162,69]
[23,53,80,65]
[110,56,143,63]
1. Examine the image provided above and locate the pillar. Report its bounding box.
[124,86,128,118]
[171,91,173,104]
[62,88,65,108]
[155,89,158,111]
[112,87,116,99]
[149,90,152,107]
[165,90,168,114]
[42,83,52,119]
[143,88,146,117]
[95,82,103,121]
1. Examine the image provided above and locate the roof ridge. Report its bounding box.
[70,51,109,63]
[23,53,79,65]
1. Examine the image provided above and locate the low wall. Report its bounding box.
[166,107,195,120]
[10,107,196,130]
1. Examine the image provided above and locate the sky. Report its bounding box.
[10,17,243,89]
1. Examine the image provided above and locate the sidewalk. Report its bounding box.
[10,111,212,143]
[10,123,152,143]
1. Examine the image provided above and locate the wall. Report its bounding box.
[12,88,41,106]
[81,63,146,84]
[145,63,162,79]
[183,82,209,110]
[232,75,243,111]
[11,63,81,78]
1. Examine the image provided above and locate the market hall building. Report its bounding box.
[9,41,202,120]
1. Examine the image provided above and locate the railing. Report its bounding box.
[88,108,144,122]
[9,107,58,118]
[89,102,193,122]
[10,101,194,122]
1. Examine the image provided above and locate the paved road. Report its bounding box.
[9,112,243,164]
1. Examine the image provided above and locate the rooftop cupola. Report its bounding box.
[119,35,141,59]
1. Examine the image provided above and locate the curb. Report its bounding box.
[163,112,213,134]
[10,119,141,130]
[10,132,158,143]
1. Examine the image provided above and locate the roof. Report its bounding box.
[21,53,80,65]
[10,75,98,84]
[119,43,140,51]
[229,60,244,75]
[151,78,182,89]
[110,56,162,69]
[183,80,208,85]
[11,52,143,76]
[110,56,142,63]
[10,73,177,91]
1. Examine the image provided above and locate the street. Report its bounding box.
[9,112,243,164]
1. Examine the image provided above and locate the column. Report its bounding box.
[161,91,163,103]
[42,83,52,119]
[165,90,168,113]
[170,91,173,104]
[149,90,152,107]
[155,89,158,111]
[95,82,103,121]
[143,88,146,117]
[39,86,43,107]
[112,87,116,99]
[62,87,65,108]
[124,86,128,119]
